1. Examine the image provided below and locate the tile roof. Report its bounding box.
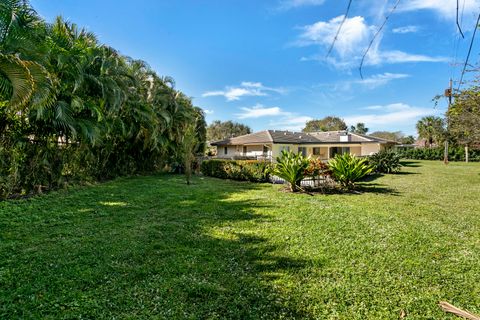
[211,130,396,145]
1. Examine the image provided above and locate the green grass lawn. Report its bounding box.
[1,161,480,319]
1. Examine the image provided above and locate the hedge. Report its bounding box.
[398,147,480,162]
[200,159,271,182]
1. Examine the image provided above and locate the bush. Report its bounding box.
[328,153,373,190]
[368,150,402,173]
[398,147,480,161]
[269,150,310,192]
[200,159,270,182]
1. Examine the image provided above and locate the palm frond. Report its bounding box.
[0,53,34,108]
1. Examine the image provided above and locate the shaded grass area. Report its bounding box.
[1,161,480,319]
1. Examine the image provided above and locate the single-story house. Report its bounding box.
[211,130,397,161]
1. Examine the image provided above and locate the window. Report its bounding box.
[263,145,268,153]
[298,147,307,157]
[224,147,228,155]
[329,147,350,158]
[313,147,321,155]
[243,146,247,154]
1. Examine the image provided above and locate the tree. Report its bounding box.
[416,116,445,148]
[0,1,207,197]
[180,125,197,185]
[206,120,251,141]
[399,135,415,145]
[448,86,480,162]
[302,116,347,132]
[370,131,404,142]
[349,122,368,134]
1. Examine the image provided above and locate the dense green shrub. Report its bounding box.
[328,153,373,190]
[200,159,270,182]
[398,147,480,161]
[368,150,402,173]
[269,150,310,192]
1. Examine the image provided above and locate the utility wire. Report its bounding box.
[456,0,465,38]
[451,0,465,79]
[457,12,480,91]
[358,0,401,79]
[326,0,353,58]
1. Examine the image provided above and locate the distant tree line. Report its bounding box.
[207,120,251,141]
[0,1,206,197]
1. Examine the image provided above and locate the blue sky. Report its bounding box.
[31,0,480,135]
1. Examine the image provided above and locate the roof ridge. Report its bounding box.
[266,130,274,142]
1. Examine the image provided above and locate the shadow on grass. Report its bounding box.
[0,174,312,319]
[355,183,400,195]
[400,160,422,167]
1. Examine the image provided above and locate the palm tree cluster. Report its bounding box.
[0,1,206,197]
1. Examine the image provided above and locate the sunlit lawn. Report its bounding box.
[1,160,480,319]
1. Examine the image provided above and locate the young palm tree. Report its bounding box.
[416,116,445,148]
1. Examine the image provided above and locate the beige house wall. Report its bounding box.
[361,143,381,156]
[216,142,383,160]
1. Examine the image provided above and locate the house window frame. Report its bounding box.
[224,146,228,155]
[298,147,307,157]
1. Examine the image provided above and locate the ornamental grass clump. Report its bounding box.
[328,153,373,190]
[368,150,402,174]
[270,150,309,192]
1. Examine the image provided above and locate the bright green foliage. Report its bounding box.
[368,150,402,173]
[270,150,310,192]
[200,159,270,182]
[0,2,206,197]
[328,153,373,189]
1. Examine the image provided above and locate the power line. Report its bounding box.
[456,0,465,38]
[358,0,401,79]
[451,0,465,80]
[457,12,480,91]
[326,0,353,58]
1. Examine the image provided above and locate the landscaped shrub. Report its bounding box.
[328,153,373,190]
[200,159,270,182]
[398,147,480,161]
[368,150,402,173]
[269,150,310,192]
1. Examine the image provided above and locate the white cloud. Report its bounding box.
[340,72,409,90]
[268,115,313,132]
[235,103,311,131]
[296,15,448,68]
[344,103,438,128]
[399,0,480,21]
[202,82,284,101]
[236,104,289,119]
[358,73,409,88]
[372,50,448,64]
[392,25,419,34]
[203,109,214,114]
[297,15,371,58]
[278,0,325,10]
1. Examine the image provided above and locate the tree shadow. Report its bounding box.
[355,183,400,195]
[0,174,314,319]
[400,160,422,167]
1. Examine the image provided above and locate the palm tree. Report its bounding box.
[0,0,54,109]
[416,116,445,148]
